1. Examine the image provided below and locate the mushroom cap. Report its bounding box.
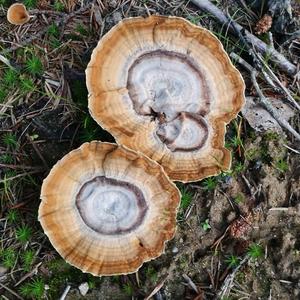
[86,16,245,182]
[38,142,180,276]
[7,3,30,25]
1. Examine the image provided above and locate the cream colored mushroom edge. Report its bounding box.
[86,15,245,182]
[38,142,180,276]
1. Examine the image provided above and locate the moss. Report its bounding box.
[263,131,280,141]
[46,258,102,298]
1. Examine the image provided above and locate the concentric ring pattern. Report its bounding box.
[86,16,245,182]
[39,142,180,276]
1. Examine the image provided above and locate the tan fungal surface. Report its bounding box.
[39,142,180,276]
[87,16,245,182]
[7,3,30,25]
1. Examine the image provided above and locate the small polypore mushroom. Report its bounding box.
[86,16,245,182]
[7,3,30,25]
[38,142,180,276]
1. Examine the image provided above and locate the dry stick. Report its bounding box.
[232,53,300,141]
[0,283,24,300]
[256,52,300,111]
[144,275,168,300]
[59,285,71,300]
[0,170,42,183]
[183,274,199,294]
[231,46,300,112]
[251,72,300,141]
[14,262,43,287]
[190,0,297,76]
[0,163,44,170]
[230,51,278,92]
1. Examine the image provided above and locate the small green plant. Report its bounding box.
[201,219,211,231]
[2,170,17,191]
[20,77,35,93]
[188,15,202,25]
[50,38,61,49]
[22,249,35,272]
[179,188,193,211]
[25,57,43,76]
[264,131,279,141]
[146,266,158,283]
[202,177,217,191]
[247,243,264,260]
[233,161,245,174]
[23,0,37,8]
[245,148,258,161]
[76,23,88,36]
[2,132,18,149]
[233,193,244,204]
[225,255,240,268]
[230,135,244,149]
[0,153,13,163]
[3,69,19,87]
[0,0,9,7]
[0,248,17,269]
[275,158,288,173]
[0,88,8,102]
[88,278,96,289]
[7,209,20,223]
[122,283,133,296]
[47,23,61,48]
[47,23,59,37]
[16,225,32,243]
[19,278,45,299]
[79,115,99,142]
[54,0,65,11]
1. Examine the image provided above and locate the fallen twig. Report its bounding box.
[250,70,300,141]
[218,255,249,298]
[0,170,43,183]
[231,53,300,141]
[256,52,300,111]
[144,275,168,300]
[0,283,24,300]
[183,274,199,294]
[59,285,71,300]
[14,262,43,287]
[283,144,300,154]
[190,0,297,76]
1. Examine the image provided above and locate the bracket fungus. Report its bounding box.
[7,3,30,25]
[86,16,245,182]
[38,142,180,276]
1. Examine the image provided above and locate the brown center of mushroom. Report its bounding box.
[76,176,148,235]
[127,50,210,152]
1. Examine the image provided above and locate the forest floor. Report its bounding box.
[0,0,299,299]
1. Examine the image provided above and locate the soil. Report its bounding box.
[0,1,299,300]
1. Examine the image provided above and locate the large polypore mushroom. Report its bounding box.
[39,142,180,276]
[86,16,245,182]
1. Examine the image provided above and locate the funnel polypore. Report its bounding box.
[86,16,245,182]
[7,3,30,25]
[39,142,180,276]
